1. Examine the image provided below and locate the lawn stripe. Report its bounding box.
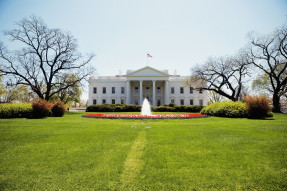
[119,130,147,190]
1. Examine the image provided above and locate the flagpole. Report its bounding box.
[146,52,148,66]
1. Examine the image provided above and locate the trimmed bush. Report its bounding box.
[168,103,176,107]
[201,101,247,118]
[0,103,32,118]
[86,104,142,112]
[86,103,203,113]
[244,95,272,119]
[153,104,203,112]
[51,100,66,117]
[153,105,174,112]
[32,100,53,118]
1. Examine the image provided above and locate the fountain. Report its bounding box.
[141,98,152,116]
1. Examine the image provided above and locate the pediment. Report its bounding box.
[126,66,169,77]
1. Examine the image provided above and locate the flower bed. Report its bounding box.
[82,113,209,119]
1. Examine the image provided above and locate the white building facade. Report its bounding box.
[88,66,207,106]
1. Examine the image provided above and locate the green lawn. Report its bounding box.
[0,112,287,190]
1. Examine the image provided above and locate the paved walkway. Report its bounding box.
[68,108,86,112]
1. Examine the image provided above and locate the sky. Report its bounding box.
[0,0,287,100]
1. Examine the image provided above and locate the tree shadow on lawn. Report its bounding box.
[247,117,274,120]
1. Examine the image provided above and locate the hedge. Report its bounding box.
[200,101,247,118]
[0,103,32,118]
[86,103,203,113]
[0,100,67,118]
[152,104,203,112]
[86,104,141,112]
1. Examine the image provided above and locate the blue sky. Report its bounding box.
[0,0,286,99]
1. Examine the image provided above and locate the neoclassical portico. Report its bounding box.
[126,79,169,106]
[125,67,170,106]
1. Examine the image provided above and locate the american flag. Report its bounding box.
[147,53,152,58]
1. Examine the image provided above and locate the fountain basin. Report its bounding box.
[82,113,209,119]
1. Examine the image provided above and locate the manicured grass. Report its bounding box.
[0,112,287,190]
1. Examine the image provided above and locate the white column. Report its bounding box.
[165,80,169,104]
[126,80,130,104]
[139,80,143,105]
[152,80,156,106]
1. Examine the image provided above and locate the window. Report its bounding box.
[93,87,97,94]
[93,99,97,105]
[171,87,175,94]
[180,87,184,94]
[190,87,193,94]
[171,99,175,104]
[112,99,115,104]
[157,87,161,94]
[199,88,203,94]
[199,99,203,106]
[135,87,138,94]
[103,87,106,94]
[135,98,139,105]
[146,87,150,95]
[121,87,125,94]
[121,99,125,104]
[180,99,184,105]
[190,99,194,105]
[112,87,115,94]
[102,99,106,104]
[157,99,161,106]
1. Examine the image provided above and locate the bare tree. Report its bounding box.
[0,16,95,101]
[191,54,250,101]
[247,25,287,112]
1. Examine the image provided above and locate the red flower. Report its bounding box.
[83,113,208,119]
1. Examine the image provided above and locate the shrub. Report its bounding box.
[201,101,247,118]
[86,104,141,112]
[244,95,272,119]
[51,100,66,117]
[168,103,176,107]
[156,105,203,112]
[182,105,203,112]
[32,100,53,118]
[126,104,142,112]
[174,105,186,112]
[0,103,32,118]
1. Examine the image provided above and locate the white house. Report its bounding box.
[88,66,207,106]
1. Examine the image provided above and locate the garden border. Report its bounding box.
[82,114,210,119]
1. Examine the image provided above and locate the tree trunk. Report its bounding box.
[44,95,50,101]
[272,93,281,113]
